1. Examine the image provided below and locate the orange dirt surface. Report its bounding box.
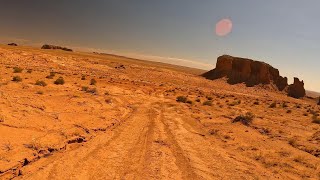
[0,45,319,179]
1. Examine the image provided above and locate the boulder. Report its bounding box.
[287,78,306,98]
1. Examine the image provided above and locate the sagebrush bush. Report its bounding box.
[176,96,188,103]
[203,101,212,106]
[312,115,320,124]
[54,77,65,85]
[90,78,97,85]
[35,80,47,87]
[13,67,23,73]
[46,72,56,79]
[12,76,22,82]
[232,112,255,126]
[269,102,277,108]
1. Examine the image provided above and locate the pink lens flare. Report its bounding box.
[215,18,233,37]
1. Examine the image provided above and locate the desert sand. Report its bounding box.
[0,45,319,179]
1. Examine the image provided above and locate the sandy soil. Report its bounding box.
[0,45,319,179]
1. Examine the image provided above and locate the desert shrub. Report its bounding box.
[186,100,193,105]
[36,91,44,95]
[46,72,56,79]
[253,101,259,105]
[13,67,23,73]
[81,86,89,91]
[206,96,213,100]
[86,88,98,94]
[27,69,32,73]
[54,77,65,85]
[288,138,297,146]
[82,86,97,94]
[203,101,213,106]
[269,102,277,108]
[12,76,22,82]
[229,100,241,106]
[176,96,188,103]
[286,110,292,113]
[90,78,97,85]
[232,112,255,126]
[81,75,86,80]
[282,102,288,108]
[295,104,301,108]
[35,80,47,87]
[195,99,201,102]
[312,115,320,124]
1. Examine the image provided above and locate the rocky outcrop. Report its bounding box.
[287,78,306,98]
[41,44,73,52]
[202,55,288,90]
[203,55,306,98]
[8,43,18,46]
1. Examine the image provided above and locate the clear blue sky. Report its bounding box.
[0,0,319,91]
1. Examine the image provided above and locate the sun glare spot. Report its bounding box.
[215,18,233,37]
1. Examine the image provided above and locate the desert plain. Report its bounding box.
[0,45,319,179]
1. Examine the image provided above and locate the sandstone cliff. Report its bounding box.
[203,55,305,98]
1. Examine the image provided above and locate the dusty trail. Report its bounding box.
[14,100,273,180]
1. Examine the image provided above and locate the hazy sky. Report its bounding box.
[0,0,319,91]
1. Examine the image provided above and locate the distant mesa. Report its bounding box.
[8,43,18,46]
[202,55,306,98]
[41,44,73,52]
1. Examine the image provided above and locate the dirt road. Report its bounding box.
[11,99,272,180]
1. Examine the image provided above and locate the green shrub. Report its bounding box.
[13,67,23,73]
[176,96,188,103]
[12,76,22,82]
[90,78,97,85]
[35,80,47,87]
[232,112,255,126]
[54,77,65,85]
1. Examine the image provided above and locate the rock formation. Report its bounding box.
[203,55,306,98]
[287,78,306,98]
[41,44,73,52]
